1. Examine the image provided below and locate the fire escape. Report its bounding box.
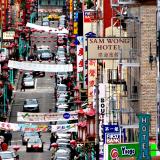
[107,0,140,139]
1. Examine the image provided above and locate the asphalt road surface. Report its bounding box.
[9,72,55,159]
[8,20,58,160]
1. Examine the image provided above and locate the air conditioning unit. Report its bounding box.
[118,0,137,5]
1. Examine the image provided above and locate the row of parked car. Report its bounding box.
[52,15,75,160]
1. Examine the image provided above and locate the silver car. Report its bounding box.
[23,76,35,88]
[23,99,39,112]
[0,151,19,160]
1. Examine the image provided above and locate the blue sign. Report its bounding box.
[103,125,120,144]
[63,113,70,119]
[138,114,151,160]
[103,125,120,133]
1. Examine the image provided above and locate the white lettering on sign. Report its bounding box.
[121,146,135,156]
[106,134,120,143]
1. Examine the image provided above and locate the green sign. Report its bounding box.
[106,143,139,160]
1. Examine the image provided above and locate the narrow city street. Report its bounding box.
[9,72,55,159]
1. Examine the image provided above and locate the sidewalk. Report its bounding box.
[7,71,21,122]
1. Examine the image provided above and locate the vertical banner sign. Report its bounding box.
[70,0,73,20]
[138,114,151,160]
[76,36,84,81]
[83,13,92,89]
[88,60,97,107]
[103,124,120,144]
[99,83,106,142]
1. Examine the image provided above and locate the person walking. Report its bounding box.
[48,132,58,150]
[21,80,25,92]
[7,131,12,146]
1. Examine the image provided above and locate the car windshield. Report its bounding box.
[0,152,13,159]
[26,99,37,105]
[57,98,67,102]
[24,132,39,137]
[57,86,67,91]
[28,138,41,144]
[24,77,33,81]
[58,48,65,52]
[57,51,65,56]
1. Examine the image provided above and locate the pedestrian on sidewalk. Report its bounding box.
[48,132,58,150]
[21,80,25,92]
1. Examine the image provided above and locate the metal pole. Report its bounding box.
[95,77,99,160]
[3,84,6,115]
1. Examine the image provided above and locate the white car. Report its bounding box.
[23,99,39,112]
[26,137,44,152]
[0,151,19,160]
[56,133,71,139]
[23,76,35,88]
[55,149,70,159]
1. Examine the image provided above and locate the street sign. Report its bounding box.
[63,113,70,119]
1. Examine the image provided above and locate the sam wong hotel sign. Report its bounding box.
[87,37,132,59]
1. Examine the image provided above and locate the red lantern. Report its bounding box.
[51,143,58,148]
[86,108,96,138]
[1,143,8,151]
[19,69,23,74]
[81,121,87,142]
[70,140,77,147]
[0,81,3,87]
[78,123,83,140]
[2,66,9,70]
[13,145,20,152]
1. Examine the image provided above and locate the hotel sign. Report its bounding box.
[87,37,132,59]
[138,114,151,160]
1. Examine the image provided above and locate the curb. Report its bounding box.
[7,71,21,122]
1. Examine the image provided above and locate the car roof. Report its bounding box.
[26,98,37,101]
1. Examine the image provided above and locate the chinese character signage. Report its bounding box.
[104,143,139,160]
[3,31,15,40]
[88,60,97,106]
[138,113,151,160]
[87,37,132,59]
[103,124,120,144]
[76,36,84,81]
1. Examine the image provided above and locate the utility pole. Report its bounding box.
[95,77,99,160]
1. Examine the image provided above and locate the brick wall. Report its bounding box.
[140,5,157,137]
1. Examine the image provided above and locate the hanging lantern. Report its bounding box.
[0,81,3,87]
[50,73,54,78]
[19,69,23,74]
[70,140,77,147]
[78,123,83,140]
[13,145,20,152]
[51,143,58,148]
[86,108,96,138]
[82,121,87,142]
[2,66,9,70]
